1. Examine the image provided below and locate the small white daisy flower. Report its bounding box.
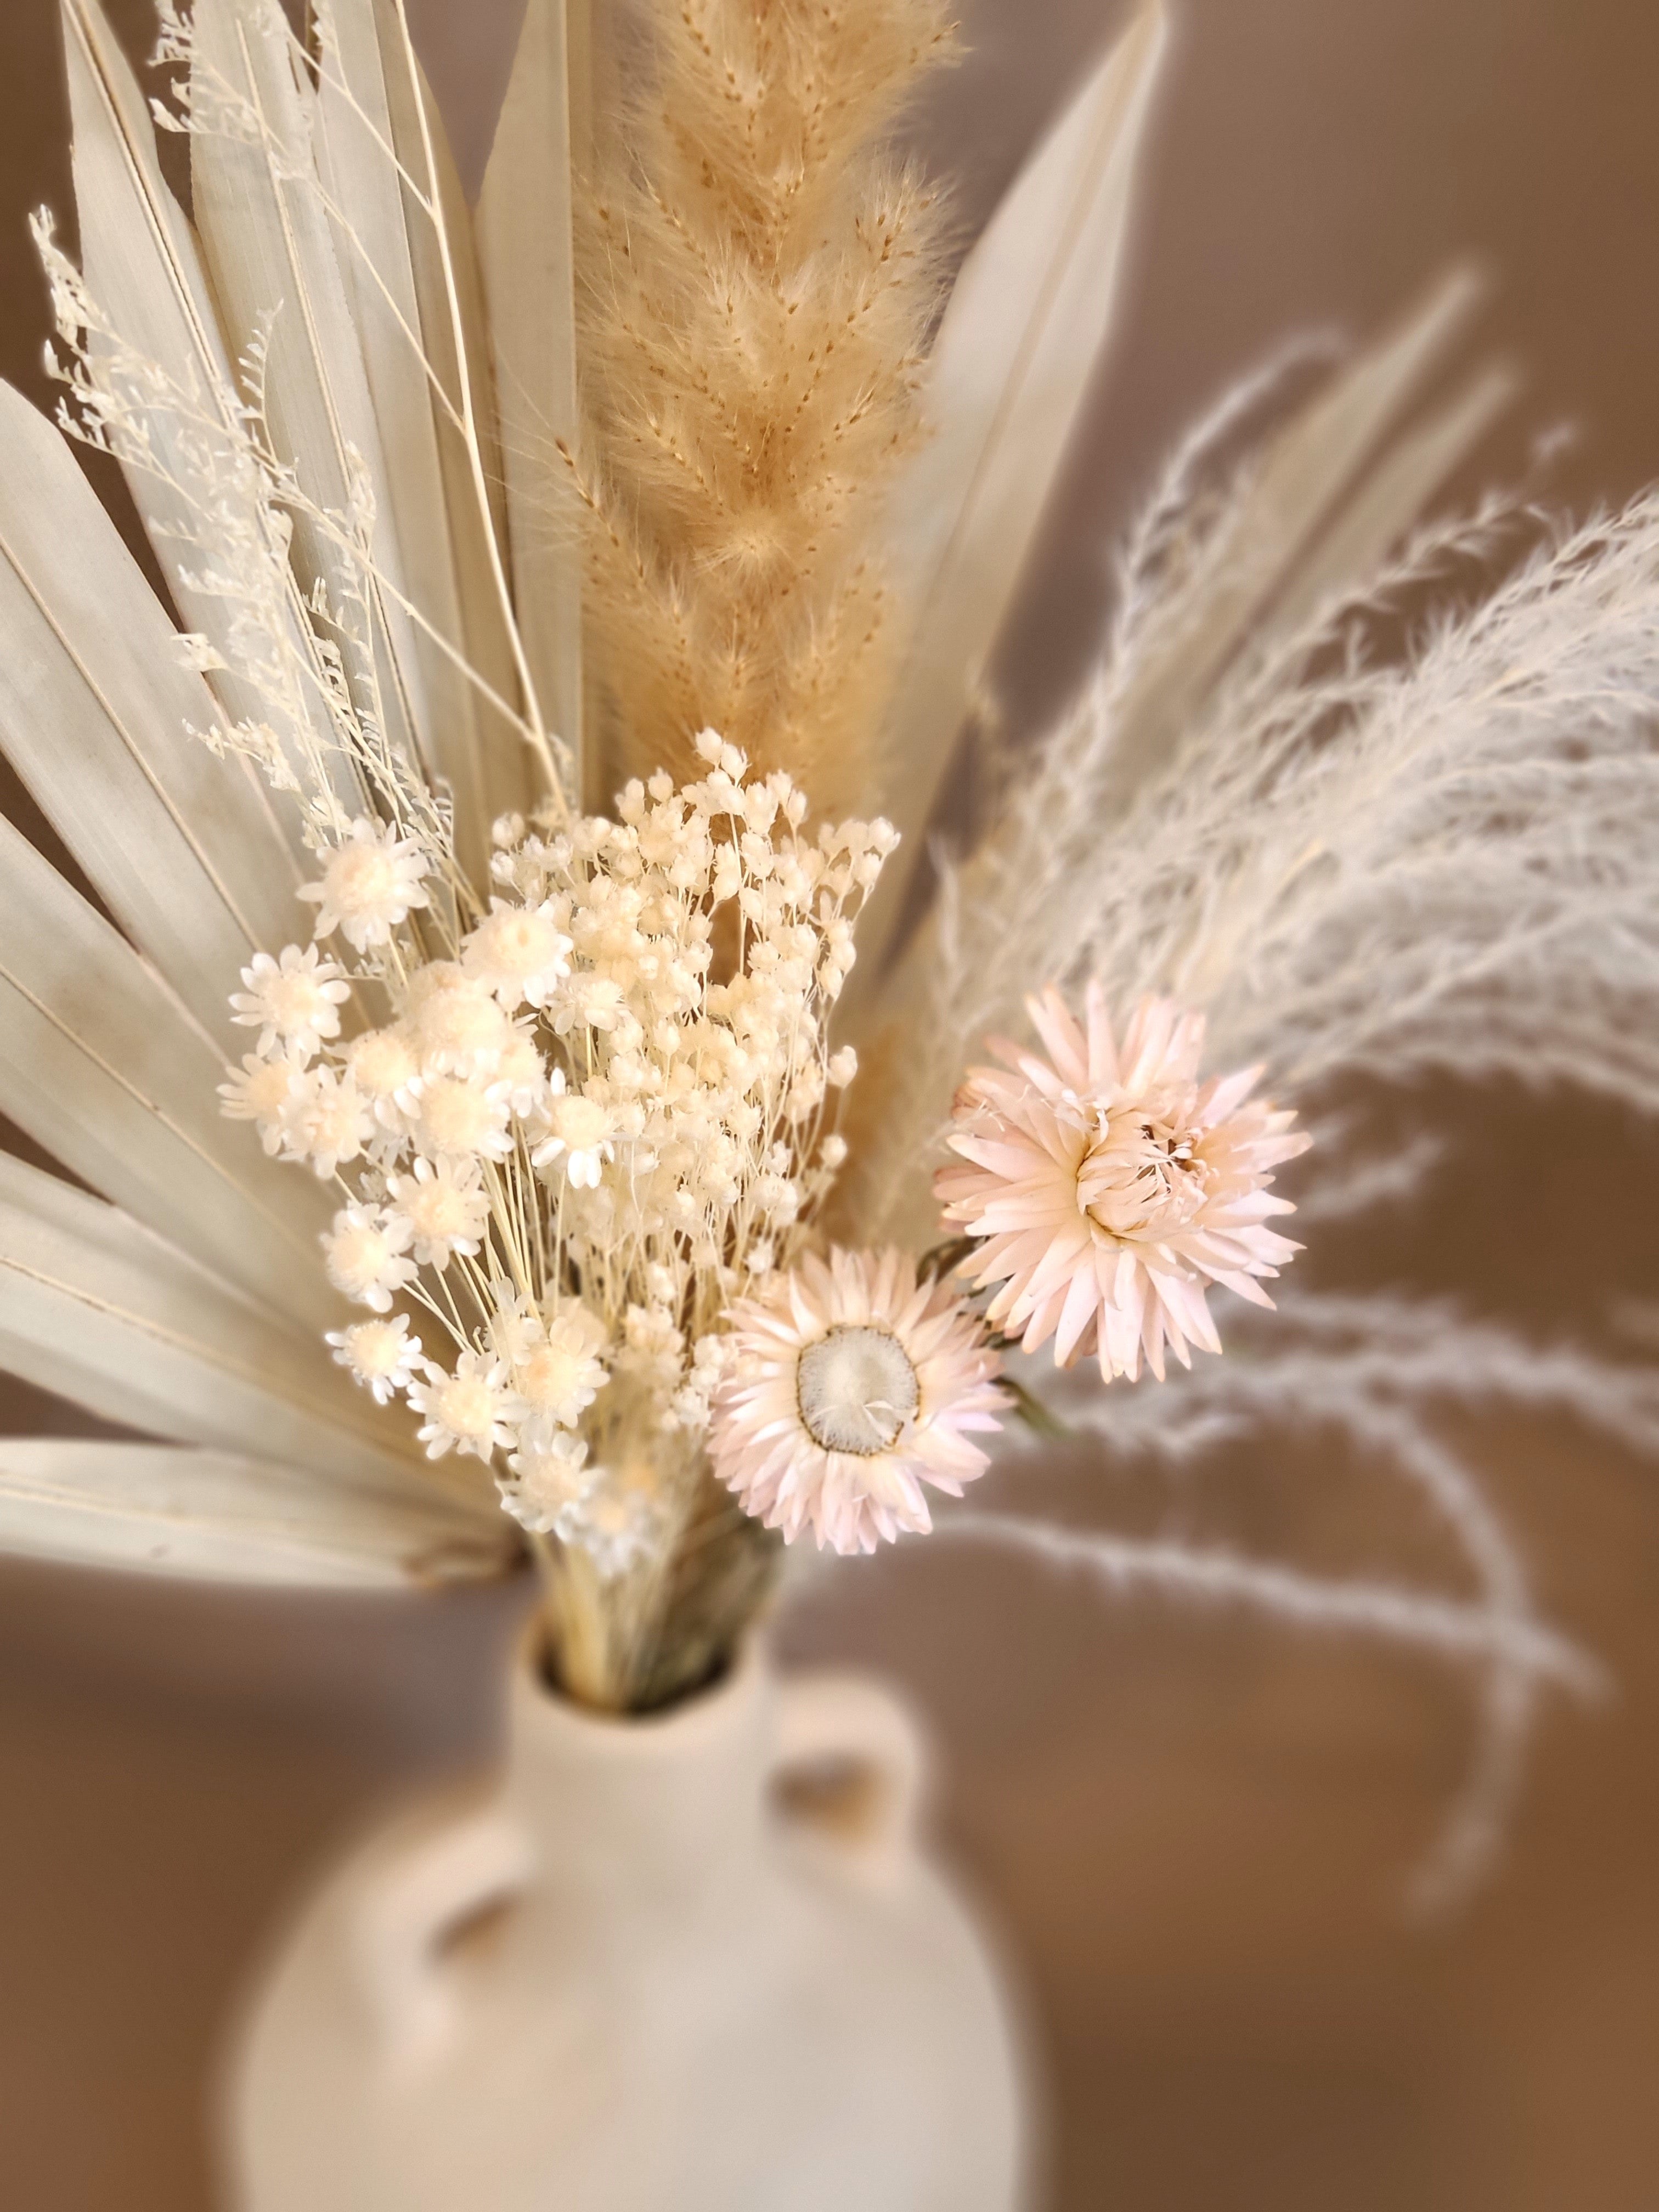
[551,972,625,1035]
[410,1071,515,1163]
[462,898,573,1009]
[279,1064,374,1178]
[509,1304,610,1438]
[410,969,516,1076]
[344,1025,423,1131]
[407,1350,522,1462]
[230,944,349,1058]
[218,1053,302,1155]
[531,1091,614,1188]
[496,1431,595,1535]
[386,1156,490,1268]
[322,1202,417,1312]
[494,1029,552,1119]
[298,817,430,951]
[555,1464,666,1579]
[486,1285,548,1366]
[326,1313,423,1404]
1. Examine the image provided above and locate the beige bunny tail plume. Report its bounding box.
[569,0,957,811]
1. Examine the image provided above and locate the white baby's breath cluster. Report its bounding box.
[222,729,896,1573]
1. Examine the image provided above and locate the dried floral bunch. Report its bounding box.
[227,720,899,1696]
[1,0,1657,1886]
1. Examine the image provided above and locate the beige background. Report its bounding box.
[2,3,1658,2208]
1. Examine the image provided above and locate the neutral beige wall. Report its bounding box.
[2,5,1658,2209]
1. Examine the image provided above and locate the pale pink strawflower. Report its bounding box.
[709,1248,1005,1555]
[935,986,1309,1384]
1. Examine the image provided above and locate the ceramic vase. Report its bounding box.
[221,1643,1034,2210]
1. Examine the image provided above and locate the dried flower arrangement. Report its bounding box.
[1,0,1656,1900]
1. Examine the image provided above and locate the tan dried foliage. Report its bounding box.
[567,0,956,810]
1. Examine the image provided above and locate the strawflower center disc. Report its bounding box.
[797,1325,919,1457]
[1078,1108,1206,1239]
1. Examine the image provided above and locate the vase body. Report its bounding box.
[219,1645,1033,2210]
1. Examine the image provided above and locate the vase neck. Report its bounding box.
[502,1649,773,1909]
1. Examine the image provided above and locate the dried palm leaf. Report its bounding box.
[0,810,335,1330]
[476,0,586,791]
[0,379,296,1035]
[0,1437,504,1584]
[852,2,1168,993]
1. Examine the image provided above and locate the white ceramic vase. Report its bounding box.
[221,1644,1034,2210]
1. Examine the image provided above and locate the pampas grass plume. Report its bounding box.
[569,0,956,810]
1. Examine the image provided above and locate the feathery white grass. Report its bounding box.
[847,417,1659,1248]
[959,1289,1649,1905]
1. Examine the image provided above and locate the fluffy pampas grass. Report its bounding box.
[568,0,956,811]
[829,341,1659,1895]
[845,442,1659,1248]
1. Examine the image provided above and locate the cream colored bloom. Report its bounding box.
[230,944,349,1058]
[552,972,626,1034]
[322,1202,417,1312]
[386,1156,489,1267]
[326,1314,422,1404]
[408,1350,522,1462]
[493,1026,553,1115]
[497,1431,595,1535]
[508,1305,610,1437]
[218,1052,301,1154]
[462,898,573,1009]
[710,1248,1005,1554]
[555,1462,667,1579]
[410,1071,515,1163]
[298,817,429,951]
[532,1088,614,1188]
[278,1064,373,1177]
[936,986,1309,1384]
[409,969,516,1076]
[343,1024,422,1131]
